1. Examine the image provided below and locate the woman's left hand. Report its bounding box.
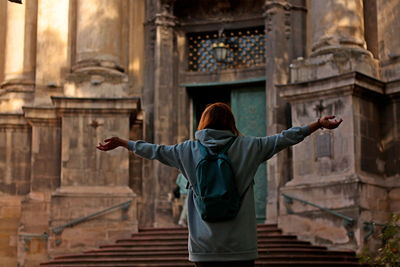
[96,137,128,151]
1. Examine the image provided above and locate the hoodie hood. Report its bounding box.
[195,129,235,149]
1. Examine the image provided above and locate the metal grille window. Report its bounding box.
[187,26,265,72]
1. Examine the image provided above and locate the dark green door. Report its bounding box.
[231,87,267,223]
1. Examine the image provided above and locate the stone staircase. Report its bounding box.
[41,224,365,266]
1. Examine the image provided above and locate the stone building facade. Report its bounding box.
[0,0,399,266]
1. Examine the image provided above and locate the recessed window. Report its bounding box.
[187,26,265,72]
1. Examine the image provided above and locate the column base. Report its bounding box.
[290,47,380,84]
[0,80,34,113]
[65,63,129,98]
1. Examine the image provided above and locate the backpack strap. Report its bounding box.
[240,179,254,201]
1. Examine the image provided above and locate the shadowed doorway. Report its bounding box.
[188,82,267,223]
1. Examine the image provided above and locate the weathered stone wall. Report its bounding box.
[0,196,22,267]
[0,117,31,195]
[49,192,137,257]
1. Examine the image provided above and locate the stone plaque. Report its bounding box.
[316,133,332,158]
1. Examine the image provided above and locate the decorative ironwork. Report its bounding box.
[187,26,265,72]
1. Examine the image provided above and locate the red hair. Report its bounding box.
[197,102,240,136]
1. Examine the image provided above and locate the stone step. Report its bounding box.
[56,248,355,260]
[137,224,279,233]
[41,224,365,266]
[118,234,298,242]
[255,262,365,267]
[133,228,282,237]
[42,261,367,267]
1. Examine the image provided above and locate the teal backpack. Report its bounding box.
[192,137,242,222]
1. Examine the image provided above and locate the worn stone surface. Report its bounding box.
[0,196,22,267]
[0,118,31,196]
[49,193,137,256]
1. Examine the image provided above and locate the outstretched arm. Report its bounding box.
[97,137,185,170]
[259,115,343,161]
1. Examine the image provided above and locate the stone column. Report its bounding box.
[34,0,70,106]
[16,108,60,267]
[151,0,178,227]
[311,0,366,53]
[0,0,37,112]
[75,0,121,69]
[65,0,129,98]
[0,114,31,265]
[0,0,7,84]
[263,0,294,224]
[290,0,379,83]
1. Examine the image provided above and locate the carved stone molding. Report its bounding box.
[263,0,292,38]
[263,0,291,13]
[154,13,176,28]
[23,106,60,127]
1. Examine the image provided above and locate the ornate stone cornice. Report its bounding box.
[263,0,293,39]
[51,96,141,115]
[0,113,29,129]
[145,13,177,28]
[154,13,176,28]
[23,106,60,126]
[0,79,35,92]
[386,78,400,98]
[145,0,177,28]
[263,0,292,13]
[279,72,386,102]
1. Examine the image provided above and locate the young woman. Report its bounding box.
[97,102,342,267]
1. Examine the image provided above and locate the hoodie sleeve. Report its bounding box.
[257,126,310,161]
[127,140,185,169]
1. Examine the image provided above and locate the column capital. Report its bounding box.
[154,13,176,28]
[263,0,291,14]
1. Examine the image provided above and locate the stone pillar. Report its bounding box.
[65,0,129,98]
[75,0,121,69]
[279,72,388,251]
[290,0,379,83]
[34,0,70,106]
[275,1,389,252]
[0,0,37,112]
[263,0,294,224]
[0,115,31,266]
[311,0,366,53]
[48,97,139,256]
[145,0,178,227]
[0,0,7,84]
[140,0,157,227]
[16,108,61,267]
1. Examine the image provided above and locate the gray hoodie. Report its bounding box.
[128,125,310,262]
